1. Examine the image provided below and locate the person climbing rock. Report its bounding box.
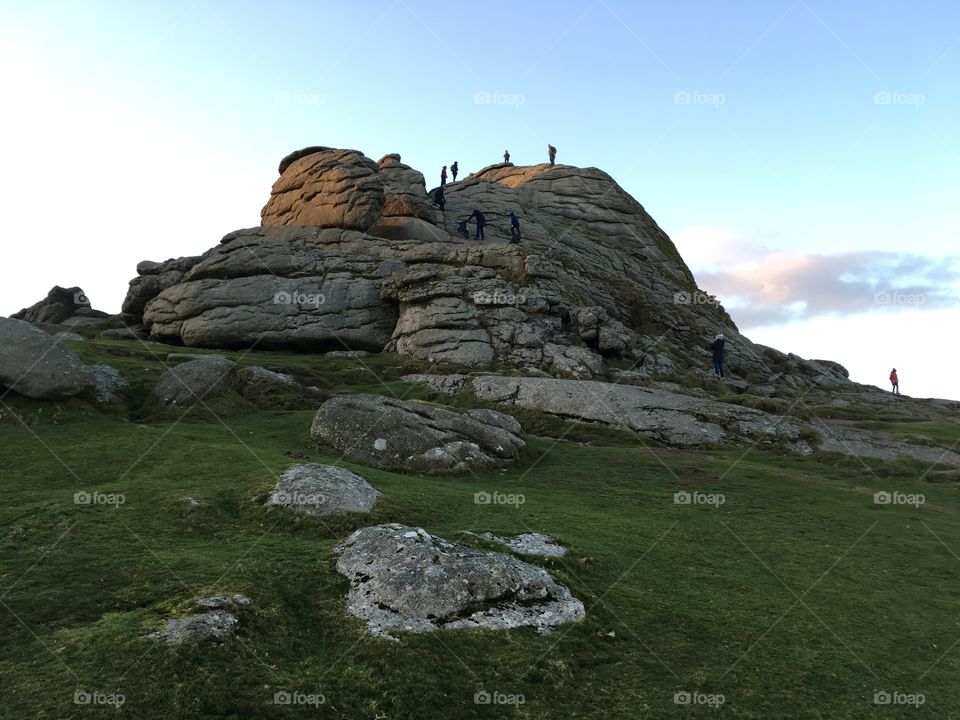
[440,165,448,186]
[504,150,511,163]
[468,209,486,241]
[435,185,445,212]
[456,220,470,239]
[509,211,522,244]
[547,144,557,165]
[711,333,725,378]
[451,161,458,182]
[890,368,899,395]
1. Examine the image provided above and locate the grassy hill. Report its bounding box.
[1,337,958,719]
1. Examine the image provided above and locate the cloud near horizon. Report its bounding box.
[673,226,960,329]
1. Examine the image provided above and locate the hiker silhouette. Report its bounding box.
[468,209,486,240]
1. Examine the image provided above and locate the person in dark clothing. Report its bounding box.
[468,209,486,240]
[547,144,557,165]
[890,368,899,395]
[509,211,522,243]
[456,220,470,239]
[711,333,725,377]
[504,150,511,163]
[440,165,448,186]
[451,161,458,182]
[435,185,445,212]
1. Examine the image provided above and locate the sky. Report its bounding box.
[1,0,958,399]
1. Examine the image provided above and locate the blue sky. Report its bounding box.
[1,0,958,397]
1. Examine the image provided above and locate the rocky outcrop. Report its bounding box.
[0,318,96,399]
[334,524,585,638]
[116,144,868,393]
[265,464,380,516]
[310,393,525,474]
[12,285,109,327]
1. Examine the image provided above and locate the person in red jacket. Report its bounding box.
[440,165,448,186]
[889,368,899,395]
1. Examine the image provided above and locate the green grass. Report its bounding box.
[2,340,960,718]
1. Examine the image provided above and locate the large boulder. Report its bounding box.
[310,393,525,474]
[334,524,585,638]
[265,464,380,516]
[0,318,96,399]
[149,356,239,408]
[148,595,251,645]
[261,147,385,230]
[121,255,202,326]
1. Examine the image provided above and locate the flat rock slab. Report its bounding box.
[0,318,96,400]
[334,524,584,639]
[265,464,380,516]
[470,375,808,448]
[310,393,525,474]
[481,532,568,557]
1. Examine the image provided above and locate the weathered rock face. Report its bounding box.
[310,393,525,474]
[0,318,96,399]
[261,147,385,230]
[481,532,568,557]
[121,256,202,326]
[334,524,585,638]
[265,464,380,516]
[377,153,436,222]
[140,227,398,351]
[119,145,862,391]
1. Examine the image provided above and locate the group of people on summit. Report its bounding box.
[434,145,558,245]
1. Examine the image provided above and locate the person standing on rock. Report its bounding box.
[440,165,448,187]
[435,185,445,212]
[468,209,486,241]
[711,333,725,378]
[547,144,557,165]
[504,150,511,163]
[890,368,899,394]
[451,161,458,182]
[509,212,522,244]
